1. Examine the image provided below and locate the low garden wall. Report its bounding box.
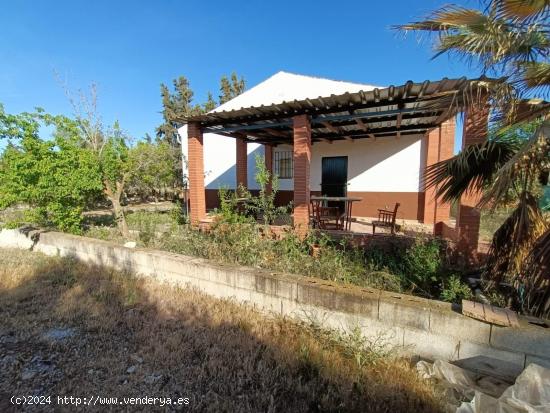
[1,228,549,373]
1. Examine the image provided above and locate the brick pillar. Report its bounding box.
[236,138,248,189]
[423,127,440,225]
[187,122,206,226]
[293,115,311,237]
[424,118,455,232]
[457,100,489,263]
[264,144,273,194]
[435,118,455,226]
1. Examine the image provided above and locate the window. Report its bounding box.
[274,151,293,179]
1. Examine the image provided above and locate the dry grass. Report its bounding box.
[0,248,444,412]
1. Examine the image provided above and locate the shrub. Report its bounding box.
[440,275,473,303]
[217,186,253,224]
[402,238,442,294]
[364,237,444,296]
[245,155,289,224]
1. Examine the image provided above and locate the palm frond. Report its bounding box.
[481,119,550,206]
[520,61,550,94]
[484,191,547,288]
[521,227,550,318]
[496,0,550,21]
[425,137,520,203]
[397,6,490,32]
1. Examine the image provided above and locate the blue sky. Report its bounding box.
[1,0,479,149]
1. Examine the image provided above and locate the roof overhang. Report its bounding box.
[184,77,500,144]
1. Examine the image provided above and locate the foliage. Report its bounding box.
[156,73,246,191]
[398,0,550,316]
[397,0,549,100]
[364,237,444,296]
[245,155,289,225]
[126,140,177,198]
[0,248,444,413]
[0,107,102,233]
[157,224,374,287]
[219,72,246,104]
[88,209,449,297]
[440,275,473,303]
[216,186,254,224]
[156,76,204,147]
[156,72,247,146]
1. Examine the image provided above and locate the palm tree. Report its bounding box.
[397,0,550,317]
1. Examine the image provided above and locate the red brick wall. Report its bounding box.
[187,122,206,226]
[457,100,489,263]
[236,138,248,188]
[292,115,311,236]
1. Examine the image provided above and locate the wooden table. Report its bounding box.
[310,196,362,231]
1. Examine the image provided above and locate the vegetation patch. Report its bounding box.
[0,248,444,412]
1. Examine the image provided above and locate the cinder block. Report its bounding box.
[296,281,336,310]
[429,304,491,344]
[490,324,550,359]
[232,268,257,291]
[525,355,550,370]
[333,288,380,319]
[248,290,281,313]
[253,273,298,302]
[459,341,525,368]
[359,319,404,348]
[403,329,460,361]
[379,292,431,331]
[206,264,236,287]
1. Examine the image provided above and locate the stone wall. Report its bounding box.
[1,228,549,372]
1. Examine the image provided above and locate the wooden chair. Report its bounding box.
[372,203,401,234]
[309,199,342,230]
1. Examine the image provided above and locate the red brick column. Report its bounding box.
[457,100,489,263]
[187,122,206,226]
[264,144,273,194]
[435,118,455,226]
[293,115,311,237]
[423,118,455,232]
[423,126,440,225]
[236,138,248,188]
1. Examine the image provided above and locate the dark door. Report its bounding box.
[321,156,348,197]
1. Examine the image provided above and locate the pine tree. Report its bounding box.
[203,92,217,112]
[156,76,202,147]
[219,75,232,104]
[219,72,246,104]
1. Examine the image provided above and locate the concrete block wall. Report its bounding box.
[1,228,549,370]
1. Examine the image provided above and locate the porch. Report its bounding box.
[184,77,491,261]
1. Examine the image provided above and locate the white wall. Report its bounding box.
[275,135,424,192]
[179,125,425,193]
[179,124,263,191]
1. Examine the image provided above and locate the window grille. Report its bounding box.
[274,151,293,179]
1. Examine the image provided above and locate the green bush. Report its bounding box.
[364,237,443,296]
[245,155,289,224]
[440,275,473,303]
[217,186,253,224]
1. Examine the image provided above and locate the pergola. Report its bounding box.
[185,76,493,260]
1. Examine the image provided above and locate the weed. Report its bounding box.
[440,275,473,303]
[0,248,444,412]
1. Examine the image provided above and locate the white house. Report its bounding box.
[179,71,493,260]
[179,71,444,221]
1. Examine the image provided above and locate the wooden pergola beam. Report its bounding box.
[355,117,369,131]
[321,121,339,134]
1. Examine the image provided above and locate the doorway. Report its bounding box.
[321,156,348,197]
